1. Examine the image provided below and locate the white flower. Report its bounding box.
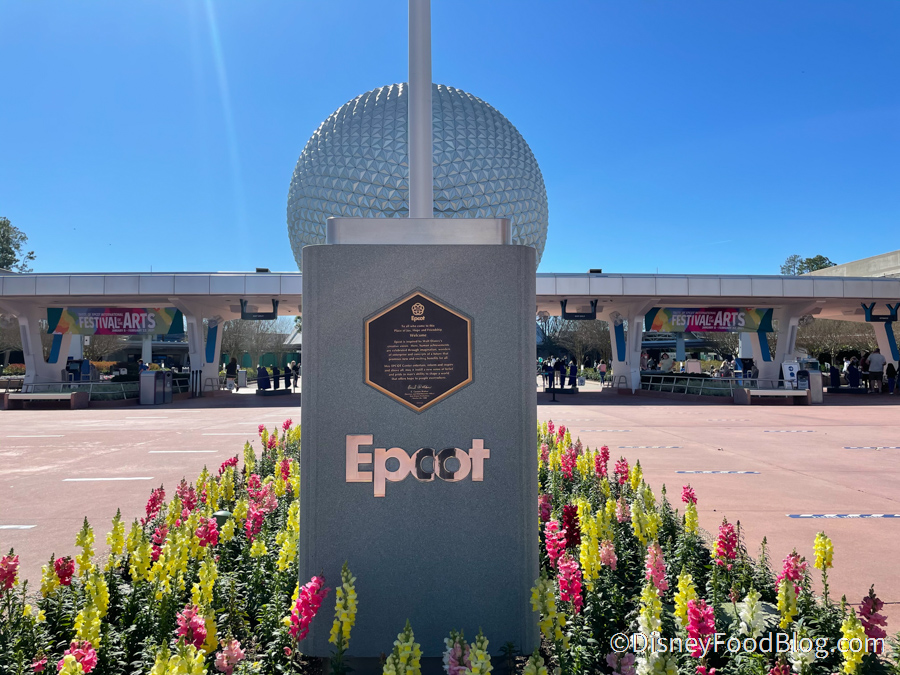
[738,588,765,638]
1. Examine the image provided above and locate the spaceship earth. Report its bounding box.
[287,83,549,269]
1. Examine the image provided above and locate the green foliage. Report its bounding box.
[2,363,26,376]
[0,217,36,273]
[781,254,837,275]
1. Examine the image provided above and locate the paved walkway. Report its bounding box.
[1,387,897,628]
[538,387,900,625]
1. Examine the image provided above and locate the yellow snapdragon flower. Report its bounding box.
[673,569,697,628]
[814,531,833,570]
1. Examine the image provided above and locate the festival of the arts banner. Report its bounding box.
[46,307,184,336]
[644,307,774,333]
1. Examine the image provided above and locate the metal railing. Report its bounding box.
[21,382,140,400]
[639,375,795,397]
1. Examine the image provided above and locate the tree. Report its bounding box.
[556,320,611,366]
[795,318,877,363]
[0,218,36,272]
[220,317,293,367]
[83,335,126,361]
[780,254,836,275]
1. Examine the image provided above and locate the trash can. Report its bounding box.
[807,369,823,404]
[237,369,247,388]
[140,371,157,405]
[163,371,173,404]
[796,370,810,391]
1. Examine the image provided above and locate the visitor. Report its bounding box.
[860,352,871,390]
[291,360,300,390]
[272,365,281,390]
[568,360,577,388]
[829,363,841,389]
[599,359,608,385]
[658,352,674,373]
[256,364,271,390]
[225,357,239,391]
[640,351,649,370]
[138,359,149,372]
[867,348,886,393]
[847,358,860,388]
[556,357,566,388]
[886,362,897,395]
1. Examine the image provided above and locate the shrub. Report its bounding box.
[90,360,117,374]
[2,363,26,376]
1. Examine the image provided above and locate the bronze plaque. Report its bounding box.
[365,291,472,411]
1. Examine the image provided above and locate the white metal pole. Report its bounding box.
[408,0,433,218]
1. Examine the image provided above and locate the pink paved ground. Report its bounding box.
[1,388,897,628]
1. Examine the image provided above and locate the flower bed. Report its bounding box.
[0,419,895,675]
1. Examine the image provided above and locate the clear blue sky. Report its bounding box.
[2,0,897,275]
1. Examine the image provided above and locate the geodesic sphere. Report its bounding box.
[287,83,549,269]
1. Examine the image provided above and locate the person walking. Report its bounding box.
[886,362,897,395]
[599,359,608,386]
[290,360,300,390]
[568,360,577,388]
[867,348,886,393]
[860,352,871,390]
[225,357,239,391]
[556,357,566,388]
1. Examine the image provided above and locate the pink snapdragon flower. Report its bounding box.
[557,425,566,441]
[614,457,629,485]
[560,445,577,480]
[645,541,668,594]
[547,420,555,436]
[540,443,549,465]
[600,540,617,570]
[218,456,238,475]
[713,520,738,569]
[176,604,208,649]
[289,576,330,641]
[215,638,246,674]
[686,599,716,657]
[176,480,198,513]
[0,553,19,591]
[32,657,47,673]
[267,434,277,450]
[596,445,610,478]
[54,557,75,586]
[280,459,291,481]
[616,497,630,523]
[57,641,97,674]
[682,485,697,505]
[142,486,165,525]
[444,634,471,675]
[282,418,292,432]
[244,505,264,541]
[606,653,635,675]
[258,424,265,436]
[538,494,551,522]
[544,520,567,568]
[557,553,583,613]
[776,552,808,595]
[767,665,790,675]
[859,586,888,646]
[197,518,219,548]
[696,667,717,675]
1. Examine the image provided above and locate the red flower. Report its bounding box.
[54,557,75,586]
[176,605,207,649]
[562,504,581,548]
[0,554,19,591]
[57,641,97,674]
[289,576,330,641]
[32,657,47,673]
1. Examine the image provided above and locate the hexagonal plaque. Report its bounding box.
[365,291,472,411]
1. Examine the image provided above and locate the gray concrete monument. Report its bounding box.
[299,242,538,656]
